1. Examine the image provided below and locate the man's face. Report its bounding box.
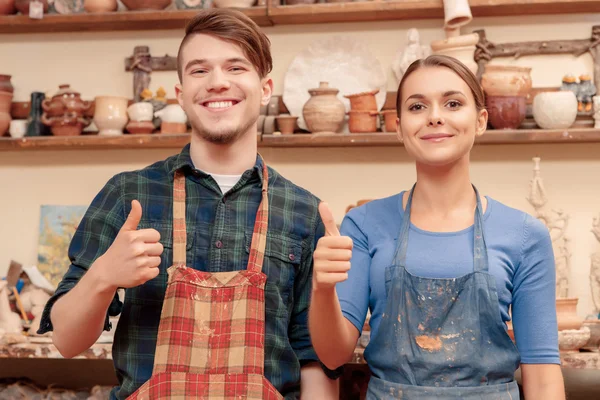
[176,34,272,145]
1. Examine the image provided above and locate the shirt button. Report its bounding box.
[288,253,295,261]
[215,240,223,249]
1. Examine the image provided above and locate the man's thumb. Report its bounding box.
[319,202,340,236]
[122,200,142,231]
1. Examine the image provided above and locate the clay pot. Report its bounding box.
[302,82,346,133]
[84,0,117,12]
[556,298,584,331]
[121,0,171,9]
[0,91,12,136]
[558,328,591,353]
[15,0,49,13]
[481,65,532,97]
[41,113,88,136]
[0,0,16,15]
[430,33,479,75]
[486,95,526,130]
[126,120,155,134]
[9,119,27,138]
[344,89,379,111]
[42,84,91,118]
[0,111,9,136]
[381,110,398,133]
[0,75,14,94]
[160,121,187,134]
[532,91,578,129]
[348,110,378,133]
[127,102,154,122]
[276,115,298,135]
[94,96,129,136]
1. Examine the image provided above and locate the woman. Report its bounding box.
[309,55,565,399]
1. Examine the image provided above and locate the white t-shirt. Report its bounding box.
[210,172,243,194]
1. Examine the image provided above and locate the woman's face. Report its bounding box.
[397,66,487,168]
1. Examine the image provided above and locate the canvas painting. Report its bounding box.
[37,205,88,289]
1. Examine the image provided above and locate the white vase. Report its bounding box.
[533,91,578,129]
[94,96,129,136]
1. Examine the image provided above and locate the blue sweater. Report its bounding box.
[337,193,560,365]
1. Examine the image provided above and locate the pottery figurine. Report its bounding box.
[94,96,129,136]
[344,89,379,111]
[577,74,596,113]
[302,82,346,133]
[0,74,14,94]
[532,91,578,129]
[392,28,431,84]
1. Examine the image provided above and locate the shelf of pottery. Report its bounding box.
[2,0,600,150]
[1,0,600,33]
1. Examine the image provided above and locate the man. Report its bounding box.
[39,9,340,399]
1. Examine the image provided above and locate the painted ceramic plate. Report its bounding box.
[283,35,386,131]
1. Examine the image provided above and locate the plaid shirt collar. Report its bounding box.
[168,143,265,183]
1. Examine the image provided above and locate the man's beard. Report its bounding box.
[192,115,258,145]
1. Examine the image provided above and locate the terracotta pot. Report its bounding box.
[0,91,12,113]
[0,111,10,136]
[486,95,526,130]
[556,298,584,331]
[381,110,398,133]
[41,113,88,136]
[0,0,16,15]
[160,121,187,134]
[15,0,48,13]
[84,0,117,12]
[302,81,346,133]
[0,74,14,94]
[344,89,379,111]
[430,33,479,75]
[276,115,298,135]
[126,120,155,134]
[121,0,170,9]
[42,84,91,118]
[481,65,532,97]
[348,110,378,133]
[94,96,129,136]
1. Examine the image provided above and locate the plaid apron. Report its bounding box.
[128,161,283,400]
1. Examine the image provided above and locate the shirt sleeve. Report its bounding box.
[337,206,370,335]
[37,174,125,335]
[288,209,343,379]
[511,214,561,364]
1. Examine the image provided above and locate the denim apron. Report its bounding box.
[365,185,521,399]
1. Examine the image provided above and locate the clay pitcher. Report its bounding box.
[302,81,346,133]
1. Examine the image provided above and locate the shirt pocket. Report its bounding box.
[245,231,303,319]
[125,221,195,306]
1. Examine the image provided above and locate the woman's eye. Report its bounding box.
[408,103,424,111]
[447,100,462,108]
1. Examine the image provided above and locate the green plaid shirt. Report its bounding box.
[39,144,338,399]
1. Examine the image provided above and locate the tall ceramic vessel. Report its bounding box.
[302,82,346,133]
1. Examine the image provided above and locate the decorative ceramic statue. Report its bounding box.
[577,74,597,112]
[392,28,431,84]
[0,281,22,335]
[527,157,572,298]
[561,74,579,98]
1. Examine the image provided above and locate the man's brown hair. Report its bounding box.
[177,9,273,82]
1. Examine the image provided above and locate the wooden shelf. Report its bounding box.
[1,128,600,151]
[0,7,270,34]
[2,1,599,34]
[267,0,600,25]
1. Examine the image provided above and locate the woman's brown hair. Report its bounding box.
[395,55,485,117]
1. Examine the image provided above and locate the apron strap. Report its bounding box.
[172,169,187,267]
[394,183,489,273]
[247,157,269,274]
